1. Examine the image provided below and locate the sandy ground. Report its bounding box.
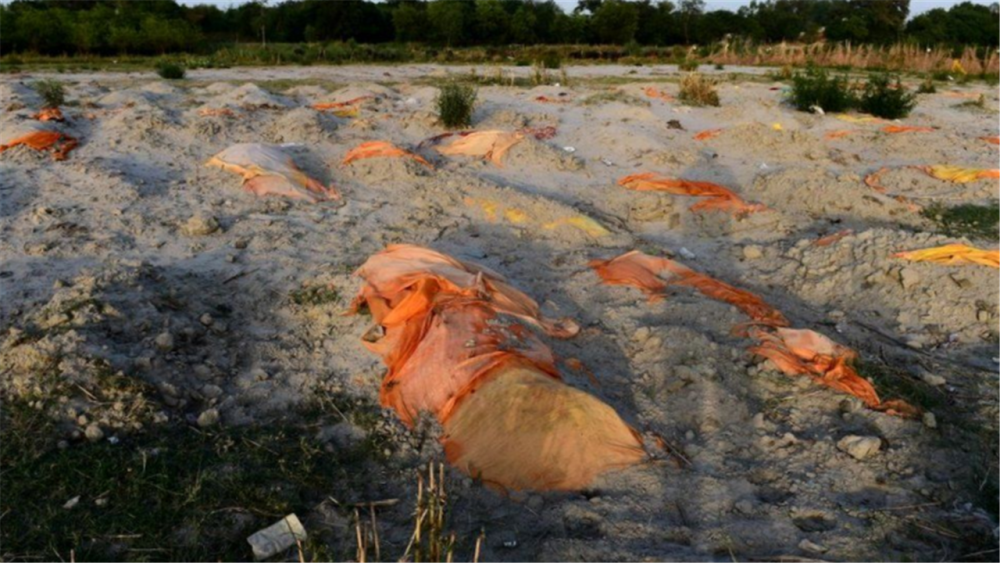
[1,64,999,561]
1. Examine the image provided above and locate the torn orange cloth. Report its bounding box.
[589,250,789,327]
[981,136,999,145]
[352,244,644,491]
[919,165,1000,183]
[32,107,65,122]
[618,172,768,216]
[894,244,1000,268]
[643,87,674,101]
[312,96,372,110]
[694,129,723,141]
[825,130,854,140]
[206,143,340,202]
[813,229,854,247]
[341,141,431,168]
[0,130,78,160]
[882,125,934,134]
[436,130,525,167]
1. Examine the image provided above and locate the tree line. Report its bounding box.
[2,0,997,56]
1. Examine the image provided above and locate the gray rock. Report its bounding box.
[899,267,920,290]
[798,539,828,554]
[743,245,764,260]
[920,372,946,386]
[181,214,220,236]
[197,408,220,428]
[837,435,881,460]
[922,412,938,429]
[154,332,175,352]
[84,423,105,442]
[201,384,224,399]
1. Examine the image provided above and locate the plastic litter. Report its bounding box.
[247,514,308,561]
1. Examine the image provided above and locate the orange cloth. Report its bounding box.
[813,229,854,247]
[825,130,854,140]
[436,130,525,167]
[642,87,674,101]
[0,131,78,160]
[534,95,571,103]
[882,125,934,134]
[312,96,372,110]
[618,172,767,216]
[341,141,431,168]
[894,244,999,268]
[693,128,722,141]
[352,244,644,491]
[981,136,999,145]
[206,143,340,202]
[32,107,65,122]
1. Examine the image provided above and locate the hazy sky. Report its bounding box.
[175,0,995,17]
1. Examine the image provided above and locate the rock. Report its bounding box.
[201,384,223,399]
[798,539,828,554]
[920,372,946,386]
[63,496,81,510]
[977,309,990,323]
[181,214,220,236]
[84,423,104,442]
[922,412,938,429]
[199,313,214,326]
[154,332,175,352]
[197,408,220,428]
[633,326,651,344]
[315,422,367,450]
[899,267,920,290]
[837,435,881,460]
[742,245,764,260]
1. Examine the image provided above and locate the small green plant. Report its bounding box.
[289,285,339,306]
[790,67,856,112]
[956,93,987,111]
[917,77,937,94]
[859,73,916,119]
[714,63,725,70]
[931,70,952,82]
[33,79,66,108]
[678,59,699,72]
[922,201,999,241]
[678,73,720,107]
[436,82,477,128]
[156,61,186,80]
[540,50,562,70]
[581,90,649,106]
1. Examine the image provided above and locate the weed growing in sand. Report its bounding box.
[955,93,989,111]
[678,73,720,107]
[922,201,1000,241]
[33,79,65,108]
[917,77,937,94]
[678,59,699,72]
[859,73,916,119]
[436,82,477,128]
[289,284,340,306]
[156,61,186,80]
[581,90,649,106]
[790,67,855,112]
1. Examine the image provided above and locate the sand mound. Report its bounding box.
[868,166,998,204]
[96,89,161,110]
[1,81,41,108]
[707,122,828,162]
[506,138,583,171]
[321,83,398,106]
[211,83,292,109]
[95,105,178,146]
[582,124,668,162]
[478,109,555,130]
[138,81,184,98]
[395,85,439,111]
[341,154,433,184]
[283,85,330,102]
[263,107,339,144]
[201,82,237,95]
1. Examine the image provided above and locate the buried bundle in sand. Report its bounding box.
[207,143,339,202]
[0,122,78,161]
[351,244,646,491]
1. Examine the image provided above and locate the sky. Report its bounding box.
[173,0,996,16]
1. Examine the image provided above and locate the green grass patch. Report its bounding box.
[855,359,946,413]
[921,201,999,241]
[289,285,340,307]
[1,391,394,561]
[581,90,649,106]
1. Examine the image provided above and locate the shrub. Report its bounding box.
[859,73,916,119]
[678,73,720,107]
[540,51,562,70]
[714,63,725,70]
[789,67,855,113]
[436,82,477,128]
[917,77,936,94]
[156,62,186,80]
[678,59,699,72]
[33,79,65,108]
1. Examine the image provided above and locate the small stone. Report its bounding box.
[193,364,213,380]
[837,435,881,460]
[197,408,220,428]
[154,332,175,352]
[201,384,223,399]
[899,267,920,290]
[977,309,990,323]
[743,245,764,260]
[922,412,938,429]
[920,372,946,386]
[633,327,651,344]
[799,539,828,554]
[199,314,214,326]
[181,214,220,236]
[735,499,754,514]
[233,238,249,250]
[63,496,81,510]
[84,423,104,442]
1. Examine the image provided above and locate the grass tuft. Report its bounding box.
[436,82,477,128]
[921,201,999,241]
[33,79,66,108]
[859,73,916,119]
[678,73,720,107]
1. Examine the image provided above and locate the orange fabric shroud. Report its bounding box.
[33,107,65,122]
[0,130,78,161]
[643,87,674,101]
[813,229,854,247]
[206,143,340,202]
[894,244,1000,268]
[341,141,431,168]
[435,130,525,167]
[352,244,644,491]
[981,136,1000,145]
[588,250,789,327]
[312,96,373,110]
[825,130,854,140]
[618,172,768,216]
[693,129,723,141]
[881,125,934,134]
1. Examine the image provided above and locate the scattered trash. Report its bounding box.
[618,172,768,216]
[63,496,80,510]
[247,514,308,561]
[835,114,884,124]
[312,96,373,111]
[771,122,783,131]
[642,86,674,102]
[543,215,610,238]
[520,125,557,140]
[342,140,432,168]
[894,244,999,268]
[33,107,65,122]
[825,129,854,139]
[350,244,644,490]
[601,158,614,166]
[813,229,854,247]
[563,146,576,153]
[206,143,340,202]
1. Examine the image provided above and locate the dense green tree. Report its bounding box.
[427,0,471,45]
[476,0,511,44]
[510,3,538,43]
[591,0,638,44]
[393,1,430,42]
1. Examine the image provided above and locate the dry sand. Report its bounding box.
[1,64,998,561]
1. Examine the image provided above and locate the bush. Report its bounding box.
[540,51,562,70]
[156,62,186,80]
[714,63,725,70]
[436,82,477,128]
[678,59,699,72]
[917,77,937,94]
[678,73,720,107]
[33,79,65,108]
[859,73,916,119]
[789,67,855,112]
